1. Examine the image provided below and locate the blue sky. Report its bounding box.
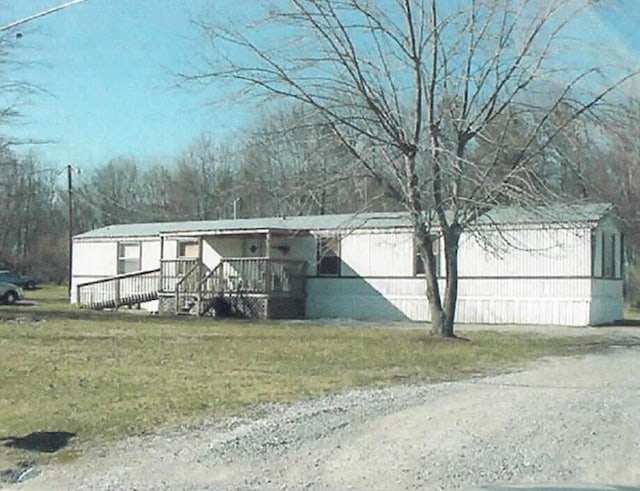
[0,0,252,169]
[0,1,639,171]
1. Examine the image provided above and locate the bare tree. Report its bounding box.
[0,149,65,279]
[140,162,180,221]
[173,136,237,220]
[0,2,93,282]
[75,158,150,227]
[579,98,640,304]
[184,0,636,336]
[238,105,385,217]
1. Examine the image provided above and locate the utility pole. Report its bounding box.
[67,164,74,299]
[233,197,240,220]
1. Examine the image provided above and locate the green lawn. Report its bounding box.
[0,286,617,467]
[626,306,640,320]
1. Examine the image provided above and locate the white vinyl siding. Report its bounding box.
[306,277,595,326]
[306,220,623,326]
[339,231,414,277]
[457,227,591,278]
[71,237,161,304]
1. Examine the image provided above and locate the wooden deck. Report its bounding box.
[77,258,306,318]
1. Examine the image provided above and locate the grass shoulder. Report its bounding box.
[0,287,626,468]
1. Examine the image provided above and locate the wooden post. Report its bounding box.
[266,231,271,259]
[114,278,120,311]
[265,232,272,293]
[159,236,165,293]
[197,236,204,315]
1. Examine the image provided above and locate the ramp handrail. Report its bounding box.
[77,268,160,309]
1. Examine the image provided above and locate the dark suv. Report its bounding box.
[0,270,38,290]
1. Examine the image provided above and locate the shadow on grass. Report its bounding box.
[11,301,37,307]
[599,337,640,348]
[1,431,76,453]
[0,307,165,323]
[560,336,640,358]
[0,305,258,325]
[610,318,640,327]
[416,333,471,344]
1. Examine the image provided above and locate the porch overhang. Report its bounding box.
[159,227,306,239]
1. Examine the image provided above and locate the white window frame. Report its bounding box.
[177,240,199,259]
[317,236,341,276]
[414,236,440,277]
[117,242,141,275]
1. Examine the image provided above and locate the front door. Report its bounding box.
[177,240,199,280]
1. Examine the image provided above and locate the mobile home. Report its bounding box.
[72,203,624,326]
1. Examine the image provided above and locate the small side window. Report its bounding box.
[414,248,426,276]
[317,236,340,276]
[611,234,616,279]
[620,232,625,279]
[591,231,598,278]
[414,236,440,277]
[602,232,615,279]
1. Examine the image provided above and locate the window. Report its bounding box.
[620,232,625,279]
[317,236,340,276]
[178,241,199,258]
[414,236,440,277]
[601,232,616,279]
[611,234,616,278]
[177,241,199,276]
[591,231,597,277]
[415,249,426,275]
[117,242,141,274]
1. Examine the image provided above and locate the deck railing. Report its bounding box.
[77,268,160,309]
[77,257,306,314]
[202,258,306,296]
[175,261,213,312]
[160,259,198,292]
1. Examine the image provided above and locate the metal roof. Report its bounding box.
[476,202,614,226]
[74,212,412,239]
[74,203,614,240]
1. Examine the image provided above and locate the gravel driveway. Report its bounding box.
[9,329,640,491]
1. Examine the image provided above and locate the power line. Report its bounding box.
[0,0,87,32]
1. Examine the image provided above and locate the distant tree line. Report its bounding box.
[1,102,639,305]
[71,107,400,232]
[0,105,398,283]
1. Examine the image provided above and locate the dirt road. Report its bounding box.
[10,341,640,490]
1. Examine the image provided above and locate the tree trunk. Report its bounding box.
[424,242,445,336]
[414,216,462,338]
[413,220,447,336]
[441,225,462,337]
